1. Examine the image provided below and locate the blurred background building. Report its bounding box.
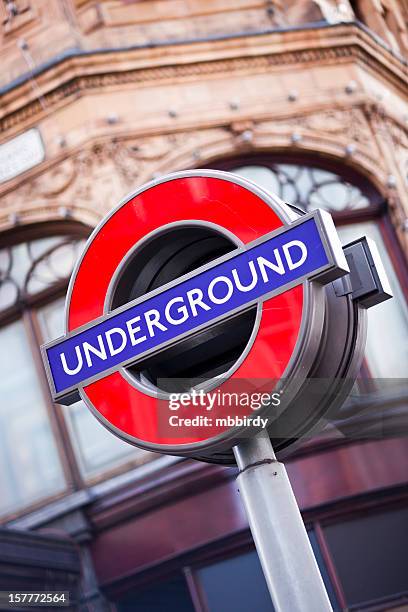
[0,0,407,610]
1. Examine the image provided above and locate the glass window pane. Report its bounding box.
[308,530,340,611]
[116,575,195,612]
[64,400,142,478]
[198,534,339,612]
[198,550,275,612]
[38,299,151,479]
[0,320,65,516]
[233,165,280,196]
[323,507,408,606]
[231,164,370,212]
[26,238,86,296]
[0,236,85,315]
[338,222,408,377]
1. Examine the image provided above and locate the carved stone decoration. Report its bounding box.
[1,0,30,25]
[282,0,323,25]
[361,102,408,255]
[386,118,408,187]
[382,118,408,254]
[354,0,408,56]
[297,108,373,146]
[1,0,35,40]
[0,131,229,228]
[133,128,235,182]
[0,106,405,259]
[252,106,386,185]
[31,157,78,198]
[312,0,354,23]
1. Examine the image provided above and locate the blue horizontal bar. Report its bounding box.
[46,217,328,396]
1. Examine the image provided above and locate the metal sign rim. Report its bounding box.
[61,170,326,455]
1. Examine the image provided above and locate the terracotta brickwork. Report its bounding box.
[0,0,407,253]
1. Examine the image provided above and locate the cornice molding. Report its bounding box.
[0,23,406,136]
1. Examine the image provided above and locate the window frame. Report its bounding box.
[210,153,385,218]
[0,220,155,522]
[0,221,90,519]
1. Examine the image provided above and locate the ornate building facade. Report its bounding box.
[0,1,407,610]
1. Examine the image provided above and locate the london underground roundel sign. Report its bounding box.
[41,170,358,462]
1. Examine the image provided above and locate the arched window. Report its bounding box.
[0,223,151,519]
[212,156,408,380]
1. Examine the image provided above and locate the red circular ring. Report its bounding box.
[67,173,304,451]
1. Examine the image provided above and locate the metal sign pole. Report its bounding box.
[233,432,333,612]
